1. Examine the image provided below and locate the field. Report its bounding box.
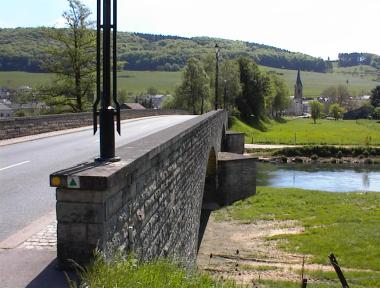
[210,186,380,287]
[231,117,380,145]
[1,65,378,99]
[260,65,378,98]
[0,70,182,95]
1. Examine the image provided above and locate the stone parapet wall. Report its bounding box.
[0,109,188,140]
[51,110,227,268]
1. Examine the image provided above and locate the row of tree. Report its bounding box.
[164,55,290,119]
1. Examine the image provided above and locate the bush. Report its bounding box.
[364,158,374,164]
[14,110,26,117]
[311,154,319,160]
[274,146,380,158]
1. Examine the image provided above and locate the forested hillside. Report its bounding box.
[338,52,380,68]
[0,27,329,72]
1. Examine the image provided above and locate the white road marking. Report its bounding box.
[0,161,31,172]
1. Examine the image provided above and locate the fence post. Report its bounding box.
[329,253,349,288]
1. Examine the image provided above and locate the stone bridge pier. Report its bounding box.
[50,110,256,268]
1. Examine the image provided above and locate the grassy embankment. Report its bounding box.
[231,116,380,146]
[215,187,380,287]
[1,65,377,99]
[71,253,244,288]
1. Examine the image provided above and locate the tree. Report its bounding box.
[372,106,380,120]
[270,74,289,117]
[329,103,345,120]
[236,57,272,120]
[310,101,324,124]
[370,86,380,107]
[321,85,351,107]
[172,58,210,114]
[220,60,241,110]
[41,0,96,112]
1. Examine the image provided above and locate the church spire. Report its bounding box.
[296,69,302,87]
[294,69,303,100]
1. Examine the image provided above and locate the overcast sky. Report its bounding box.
[1,0,379,60]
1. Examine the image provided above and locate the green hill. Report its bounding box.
[0,27,328,73]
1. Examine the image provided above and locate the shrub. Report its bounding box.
[336,151,343,158]
[311,154,319,161]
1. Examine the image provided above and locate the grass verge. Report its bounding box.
[73,253,244,288]
[215,187,380,271]
[231,116,380,145]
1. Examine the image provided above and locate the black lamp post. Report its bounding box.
[223,79,227,109]
[93,0,121,162]
[214,44,220,110]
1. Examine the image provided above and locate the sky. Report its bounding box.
[1,0,379,60]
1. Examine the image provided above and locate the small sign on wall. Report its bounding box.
[67,176,80,189]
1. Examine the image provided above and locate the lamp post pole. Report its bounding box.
[93,0,121,162]
[215,44,220,110]
[223,79,227,110]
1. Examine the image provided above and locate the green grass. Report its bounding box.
[261,65,378,97]
[231,116,380,145]
[215,187,380,271]
[116,70,181,94]
[0,70,182,94]
[306,269,380,288]
[0,71,53,88]
[75,253,244,288]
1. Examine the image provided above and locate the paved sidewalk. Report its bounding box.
[0,213,73,288]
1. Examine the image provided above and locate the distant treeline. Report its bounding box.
[0,27,335,73]
[338,52,380,68]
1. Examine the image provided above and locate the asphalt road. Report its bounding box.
[0,115,196,241]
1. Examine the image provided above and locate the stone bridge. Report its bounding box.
[50,110,256,268]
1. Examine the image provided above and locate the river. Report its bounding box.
[256,162,380,192]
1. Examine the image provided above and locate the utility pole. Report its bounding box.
[215,44,220,110]
[93,0,121,162]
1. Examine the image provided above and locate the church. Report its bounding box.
[286,69,304,116]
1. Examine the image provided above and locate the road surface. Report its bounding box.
[0,115,196,241]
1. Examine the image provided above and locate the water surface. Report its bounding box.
[256,162,380,192]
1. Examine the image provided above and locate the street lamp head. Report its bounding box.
[215,43,220,53]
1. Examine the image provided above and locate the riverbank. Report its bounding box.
[232,116,380,146]
[245,144,380,165]
[198,187,380,287]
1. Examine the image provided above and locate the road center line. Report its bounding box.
[0,161,31,172]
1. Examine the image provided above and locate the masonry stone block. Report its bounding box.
[57,202,105,223]
[225,131,245,154]
[218,152,257,205]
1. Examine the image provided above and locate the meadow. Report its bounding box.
[0,70,182,95]
[260,65,378,97]
[231,116,380,146]
[1,65,377,99]
[215,186,380,287]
